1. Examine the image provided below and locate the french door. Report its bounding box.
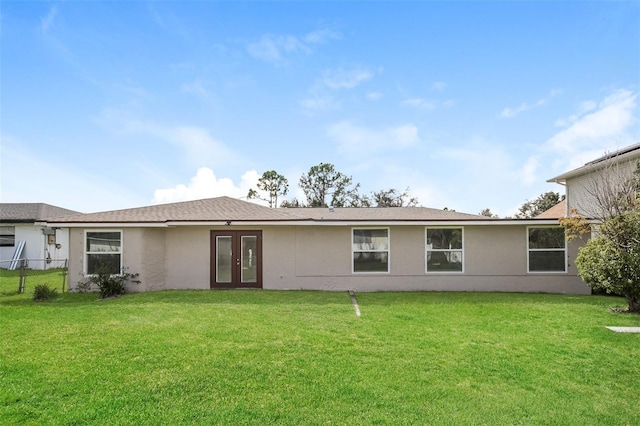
[210,231,262,288]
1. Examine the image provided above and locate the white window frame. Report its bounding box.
[351,227,390,274]
[0,225,16,247]
[526,226,567,273]
[425,227,464,274]
[84,229,123,275]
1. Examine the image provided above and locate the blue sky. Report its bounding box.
[2,1,639,215]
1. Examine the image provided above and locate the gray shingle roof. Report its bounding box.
[288,206,486,221]
[44,196,490,225]
[46,197,301,224]
[548,142,640,183]
[0,203,80,222]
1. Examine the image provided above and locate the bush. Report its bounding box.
[78,266,140,299]
[33,284,58,302]
[575,218,640,313]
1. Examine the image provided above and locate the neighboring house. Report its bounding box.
[45,197,588,294]
[548,143,640,219]
[535,200,567,219]
[0,203,80,269]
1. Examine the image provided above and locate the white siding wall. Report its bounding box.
[0,224,70,269]
[567,158,637,218]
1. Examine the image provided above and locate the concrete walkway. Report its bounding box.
[606,326,640,333]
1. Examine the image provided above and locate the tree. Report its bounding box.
[299,163,361,207]
[563,162,640,312]
[574,206,640,312]
[479,208,498,217]
[279,198,303,208]
[344,191,372,208]
[372,187,419,207]
[515,191,565,218]
[247,170,289,208]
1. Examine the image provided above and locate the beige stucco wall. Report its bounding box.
[68,227,167,292]
[164,227,212,290]
[264,225,588,294]
[67,224,589,294]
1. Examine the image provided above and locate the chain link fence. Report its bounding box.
[0,259,68,294]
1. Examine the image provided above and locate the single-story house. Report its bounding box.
[0,203,80,269]
[44,197,588,294]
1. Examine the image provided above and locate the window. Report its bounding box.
[85,231,122,275]
[527,227,566,272]
[352,228,389,273]
[0,226,15,247]
[426,227,463,272]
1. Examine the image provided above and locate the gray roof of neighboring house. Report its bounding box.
[44,196,493,225]
[548,142,640,184]
[0,203,81,223]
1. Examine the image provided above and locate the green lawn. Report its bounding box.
[1,278,639,425]
[0,267,68,295]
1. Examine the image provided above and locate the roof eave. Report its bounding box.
[548,146,640,183]
[42,218,564,227]
[39,221,171,228]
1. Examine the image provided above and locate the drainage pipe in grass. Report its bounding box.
[349,290,361,317]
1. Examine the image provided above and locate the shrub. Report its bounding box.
[78,266,140,299]
[575,209,640,312]
[33,284,58,302]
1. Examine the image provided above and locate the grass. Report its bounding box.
[0,267,67,296]
[1,273,640,425]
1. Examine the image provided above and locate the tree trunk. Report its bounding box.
[626,295,640,313]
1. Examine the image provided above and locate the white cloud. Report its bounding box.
[366,92,383,101]
[300,66,375,113]
[500,88,563,119]
[546,89,637,154]
[0,137,145,212]
[441,99,456,108]
[153,168,259,204]
[321,67,373,90]
[40,5,58,32]
[431,81,447,92]
[299,95,339,113]
[519,156,539,185]
[247,34,311,64]
[180,79,209,97]
[549,88,564,97]
[500,103,531,118]
[247,29,339,65]
[169,126,239,168]
[554,100,598,127]
[94,107,240,170]
[303,29,341,44]
[402,98,455,110]
[327,121,421,155]
[402,98,437,110]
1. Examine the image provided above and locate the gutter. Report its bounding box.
[38,218,565,228]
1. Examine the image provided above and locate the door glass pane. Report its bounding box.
[241,236,257,283]
[216,236,232,283]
